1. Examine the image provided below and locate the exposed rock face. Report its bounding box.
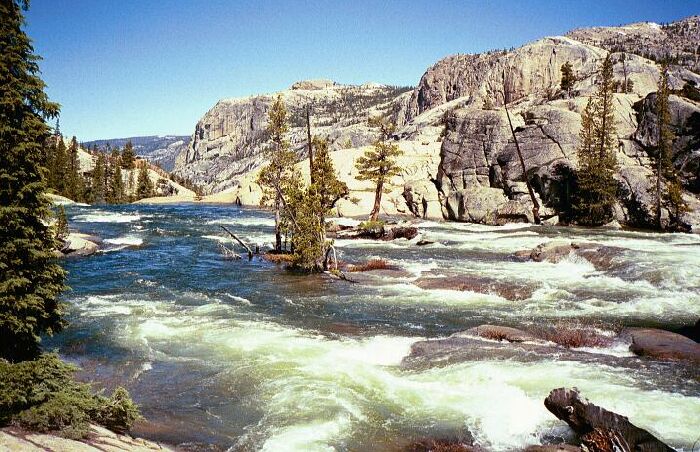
[83,136,190,172]
[59,233,99,257]
[0,424,174,452]
[174,82,412,193]
[544,388,674,452]
[623,328,700,363]
[566,16,700,73]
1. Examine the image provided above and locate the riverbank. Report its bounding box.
[0,424,174,452]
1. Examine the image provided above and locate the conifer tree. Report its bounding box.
[108,157,125,204]
[356,115,403,221]
[573,54,619,226]
[66,136,82,201]
[651,64,690,230]
[53,138,68,195]
[257,96,298,251]
[136,161,154,199]
[560,61,575,97]
[0,0,66,361]
[121,140,135,170]
[91,152,107,204]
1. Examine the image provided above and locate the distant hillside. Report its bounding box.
[82,135,190,172]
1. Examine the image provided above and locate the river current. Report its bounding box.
[49,203,700,451]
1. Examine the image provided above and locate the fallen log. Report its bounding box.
[219,225,253,260]
[544,388,673,452]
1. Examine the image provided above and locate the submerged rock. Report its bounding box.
[623,327,700,363]
[335,223,419,241]
[515,241,623,271]
[414,274,534,300]
[457,325,542,343]
[544,388,674,452]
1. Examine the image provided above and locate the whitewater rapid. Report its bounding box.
[51,204,700,450]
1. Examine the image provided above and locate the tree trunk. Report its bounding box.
[274,194,282,251]
[370,179,383,221]
[307,106,314,184]
[504,102,541,224]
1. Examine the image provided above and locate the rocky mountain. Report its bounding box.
[174,16,700,231]
[566,16,700,72]
[172,81,411,193]
[83,135,190,172]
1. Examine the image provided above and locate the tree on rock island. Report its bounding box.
[356,115,403,221]
[257,95,298,252]
[573,54,619,226]
[136,160,154,199]
[0,0,66,361]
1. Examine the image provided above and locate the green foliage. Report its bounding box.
[560,61,575,95]
[310,137,348,212]
[54,206,68,241]
[650,65,690,231]
[358,219,386,231]
[257,95,299,251]
[136,161,154,199]
[573,55,619,226]
[121,140,136,169]
[107,156,125,204]
[356,115,403,221]
[0,354,141,438]
[94,387,142,434]
[90,152,107,204]
[0,0,66,362]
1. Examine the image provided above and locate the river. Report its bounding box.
[48,203,700,451]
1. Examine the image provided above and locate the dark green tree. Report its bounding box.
[108,157,125,204]
[91,152,107,204]
[560,61,575,97]
[66,136,82,201]
[136,161,154,199]
[0,0,66,361]
[52,138,68,195]
[121,140,135,170]
[573,54,619,226]
[356,115,403,221]
[257,95,298,251]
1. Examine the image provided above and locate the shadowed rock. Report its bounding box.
[623,328,700,363]
[544,388,674,452]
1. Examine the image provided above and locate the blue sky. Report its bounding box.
[26,0,698,141]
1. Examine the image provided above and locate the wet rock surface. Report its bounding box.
[414,273,535,300]
[623,327,700,363]
[334,223,419,241]
[515,241,624,271]
[544,388,674,452]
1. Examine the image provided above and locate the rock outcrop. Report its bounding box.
[623,327,700,363]
[0,424,174,452]
[544,388,674,452]
[173,16,700,230]
[58,233,100,257]
[515,241,623,271]
[173,82,412,193]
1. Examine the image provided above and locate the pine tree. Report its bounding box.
[91,152,107,204]
[108,157,125,204]
[0,0,67,361]
[121,140,135,170]
[356,115,403,221]
[651,64,690,230]
[66,136,81,201]
[257,95,298,251]
[573,55,619,226]
[136,161,154,199]
[53,138,68,195]
[560,61,575,97]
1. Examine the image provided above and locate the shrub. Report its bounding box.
[348,258,395,272]
[0,353,140,438]
[95,387,141,433]
[358,220,385,231]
